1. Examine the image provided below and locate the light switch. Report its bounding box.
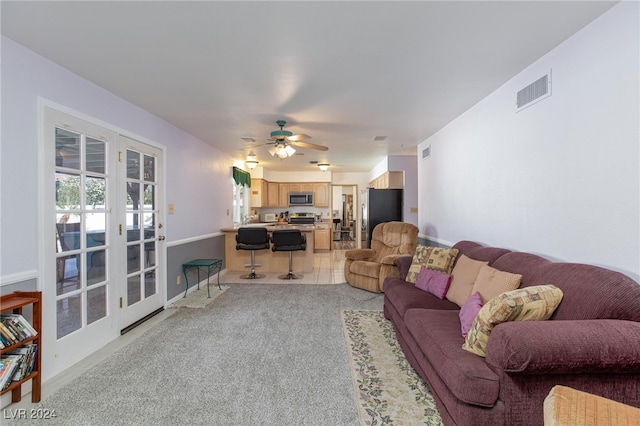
[168,203,175,214]
[410,207,418,213]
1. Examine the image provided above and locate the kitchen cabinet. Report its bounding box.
[313,182,329,207]
[314,223,331,252]
[250,178,268,207]
[267,182,279,207]
[278,183,289,207]
[369,171,404,189]
[289,183,314,193]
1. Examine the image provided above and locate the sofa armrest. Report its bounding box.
[344,248,376,261]
[486,319,640,374]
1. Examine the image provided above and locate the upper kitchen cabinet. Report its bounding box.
[289,183,314,193]
[313,182,329,207]
[250,178,268,207]
[267,181,279,207]
[278,183,289,208]
[369,171,404,189]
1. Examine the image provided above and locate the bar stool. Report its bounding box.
[235,227,270,279]
[270,229,307,280]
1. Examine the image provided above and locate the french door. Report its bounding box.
[43,106,165,378]
[118,136,164,329]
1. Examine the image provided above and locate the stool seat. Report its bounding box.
[271,229,306,280]
[236,227,270,279]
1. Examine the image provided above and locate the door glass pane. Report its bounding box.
[143,184,155,209]
[57,254,81,295]
[126,213,141,242]
[86,213,106,248]
[143,155,155,182]
[127,150,140,179]
[87,249,106,286]
[127,245,141,274]
[55,128,81,170]
[87,285,107,325]
[86,137,105,174]
[57,294,82,338]
[127,275,141,306]
[56,220,82,252]
[56,173,81,209]
[143,213,155,237]
[144,271,156,297]
[86,176,106,206]
[144,242,156,268]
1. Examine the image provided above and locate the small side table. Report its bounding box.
[182,258,223,298]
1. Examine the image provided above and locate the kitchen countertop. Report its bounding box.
[220,223,316,232]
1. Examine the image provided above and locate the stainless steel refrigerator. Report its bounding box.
[361,188,403,248]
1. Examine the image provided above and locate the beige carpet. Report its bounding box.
[168,285,228,308]
[341,309,443,426]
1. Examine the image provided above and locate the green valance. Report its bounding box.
[232,166,251,187]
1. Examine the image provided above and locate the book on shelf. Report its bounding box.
[0,314,37,346]
[0,354,22,390]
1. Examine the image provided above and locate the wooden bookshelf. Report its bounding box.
[1,291,42,403]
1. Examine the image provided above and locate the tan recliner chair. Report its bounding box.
[344,221,418,293]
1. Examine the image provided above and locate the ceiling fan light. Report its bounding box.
[284,145,296,157]
[318,163,330,172]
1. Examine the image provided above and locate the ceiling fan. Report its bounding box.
[244,120,329,159]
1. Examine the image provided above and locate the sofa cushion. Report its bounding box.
[384,278,459,319]
[350,260,381,279]
[471,265,522,304]
[426,247,459,274]
[404,308,500,407]
[463,285,564,357]
[406,245,433,283]
[459,292,483,338]
[446,254,489,307]
[415,267,452,299]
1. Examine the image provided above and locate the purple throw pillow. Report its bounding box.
[459,292,483,338]
[415,267,452,299]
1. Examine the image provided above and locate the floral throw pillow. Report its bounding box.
[406,245,433,284]
[462,285,564,357]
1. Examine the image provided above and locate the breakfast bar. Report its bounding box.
[221,224,315,273]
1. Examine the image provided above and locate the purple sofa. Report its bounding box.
[383,240,640,426]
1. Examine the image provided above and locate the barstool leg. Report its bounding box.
[240,250,265,279]
[278,251,302,280]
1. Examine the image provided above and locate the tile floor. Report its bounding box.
[220,249,348,285]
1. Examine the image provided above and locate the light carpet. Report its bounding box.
[7,284,384,426]
[341,310,443,426]
[168,285,229,309]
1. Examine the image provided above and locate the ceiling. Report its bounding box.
[1,1,616,172]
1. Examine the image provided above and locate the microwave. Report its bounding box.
[289,192,314,206]
[262,213,278,222]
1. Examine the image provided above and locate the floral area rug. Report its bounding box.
[341,310,443,426]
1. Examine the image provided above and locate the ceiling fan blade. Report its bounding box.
[286,133,311,142]
[290,141,329,151]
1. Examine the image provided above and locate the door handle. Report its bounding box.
[158,235,166,241]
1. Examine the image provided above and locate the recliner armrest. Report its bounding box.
[380,254,406,265]
[344,248,376,261]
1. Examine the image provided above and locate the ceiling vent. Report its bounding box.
[516,70,551,112]
[373,136,387,142]
[422,145,431,159]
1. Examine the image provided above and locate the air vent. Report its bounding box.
[422,145,431,159]
[516,70,551,111]
[373,136,387,142]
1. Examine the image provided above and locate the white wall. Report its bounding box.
[1,36,234,278]
[418,2,640,281]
